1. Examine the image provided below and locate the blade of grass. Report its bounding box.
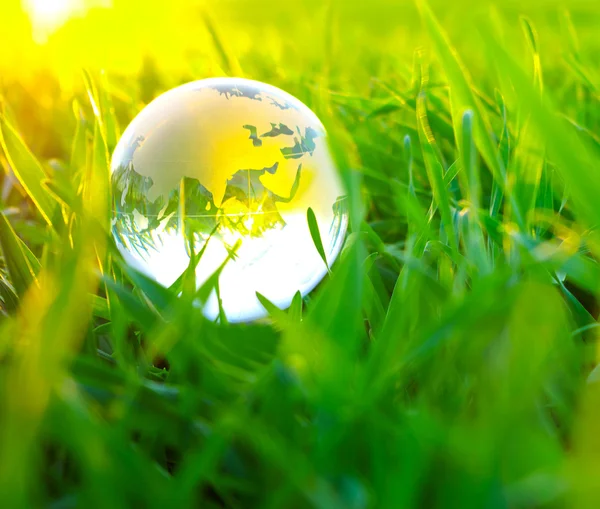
[418,0,525,230]
[0,212,41,298]
[416,91,458,254]
[307,207,331,274]
[479,19,600,239]
[0,115,57,226]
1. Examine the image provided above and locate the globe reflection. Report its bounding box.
[111,77,347,322]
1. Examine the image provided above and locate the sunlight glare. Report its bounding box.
[23,0,111,43]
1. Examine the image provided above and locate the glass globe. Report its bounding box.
[111,77,347,322]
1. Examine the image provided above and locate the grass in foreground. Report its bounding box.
[1,1,600,507]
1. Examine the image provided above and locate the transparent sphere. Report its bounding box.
[111,78,348,322]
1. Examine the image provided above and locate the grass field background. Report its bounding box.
[1,0,600,507]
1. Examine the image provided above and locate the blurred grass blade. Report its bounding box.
[82,70,120,154]
[490,89,509,219]
[256,291,292,328]
[288,290,303,322]
[103,277,161,332]
[520,17,543,92]
[82,69,102,121]
[80,120,111,231]
[91,294,110,320]
[0,115,57,226]
[306,237,364,344]
[70,99,89,174]
[416,92,458,253]
[0,212,41,298]
[92,121,110,217]
[0,274,19,312]
[201,8,243,76]
[98,71,120,153]
[460,110,489,273]
[169,223,220,296]
[117,260,175,314]
[196,239,242,305]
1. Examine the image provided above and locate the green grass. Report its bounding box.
[1,0,600,507]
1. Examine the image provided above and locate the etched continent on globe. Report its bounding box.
[111,78,347,322]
